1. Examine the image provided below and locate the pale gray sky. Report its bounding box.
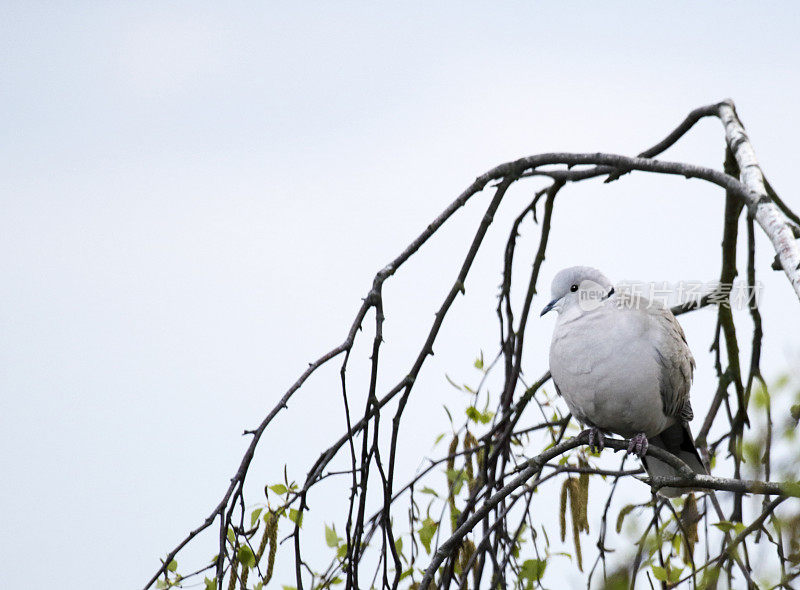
[2,2,799,588]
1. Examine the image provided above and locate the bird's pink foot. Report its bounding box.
[627,432,649,459]
[583,427,605,452]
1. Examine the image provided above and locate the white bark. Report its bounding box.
[718,100,800,300]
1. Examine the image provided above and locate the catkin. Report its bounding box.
[559,479,569,542]
[459,538,476,575]
[577,459,590,532]
[560,476,589,571]
[463,432,476,485]
[227,556,239,590]
[447,434,459,532]
[265,513,278,584]
[681,493,700,561]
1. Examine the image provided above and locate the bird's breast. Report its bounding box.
[549,310,672,437]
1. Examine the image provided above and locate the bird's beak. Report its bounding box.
[540,297,561,316]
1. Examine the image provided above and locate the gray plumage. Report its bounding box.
[542,266,706,497]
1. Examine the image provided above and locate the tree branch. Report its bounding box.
[420,433,799,589]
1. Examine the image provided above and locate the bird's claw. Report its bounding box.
[584,427,605,453]
[627,432,649,459]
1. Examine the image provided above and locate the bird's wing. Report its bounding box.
[648,303,695,420]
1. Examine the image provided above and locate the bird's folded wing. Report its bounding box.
[648,303,696,420]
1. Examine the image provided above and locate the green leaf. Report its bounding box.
[615,504,637,533]
[394,537,403,556]
[712,521,735,533]
[289,508,303,527]
[520,558,547,582]
[420,487,439,497]
[251,508,263,527]
[399,568,413,581]
[668,567,684,583]
[336,544,348,559]
[237,545,256,568]
[204,578,216,590]
[671,534,682,554]
[651,565,667,582]
[418,518,439,554]
[167,559,177,572]
[269,484,288,495]
[330,577,343,585]
[698,566,720,589]
[283,586,298,590]
[465,406,493,424]
[434,433,445,445]
[325,524,340,548]
[227,527,235,544]
[474,355,484,370]
[254,583,264,590]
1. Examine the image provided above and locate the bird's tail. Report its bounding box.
[642,422,706,498]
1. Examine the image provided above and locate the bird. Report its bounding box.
[541,266,706,496]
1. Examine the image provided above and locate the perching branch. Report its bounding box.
[419,433,799,589]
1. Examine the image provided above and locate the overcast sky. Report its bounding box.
[2,2,800,588]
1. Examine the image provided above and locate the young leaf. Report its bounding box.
[418,518,439,554]
[712,521,735,533]
[520,558,547,582]
[615,504,637,534]
[269,484,288,495]
[668,567,684,584]
[289,508,303,527]
[325,524,340,548]
[237,545,256,568]
[167,559,177,572]
[651,565,667,582]
[466,406,493,424]
[251,507,263,527]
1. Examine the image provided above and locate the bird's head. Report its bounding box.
[540,266,615,317]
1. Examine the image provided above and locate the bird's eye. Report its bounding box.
[570,284,578,292]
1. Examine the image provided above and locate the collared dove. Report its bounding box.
[541,266,706,497]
